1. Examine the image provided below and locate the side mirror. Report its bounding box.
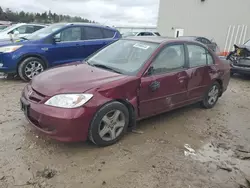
[146,66,154,76]
[53,37,61,43]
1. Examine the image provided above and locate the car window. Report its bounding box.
[83,27,103,40]
[138,32,153,36]
[33,26,44,32]
[14,25,31,34]
[207,52,214,65]
[56,27,81,42]
[154,32,161,36]
[151,44,185,75]
[197,37,211,44]
[187,44,214,67]
[103,29,115,38]
[144,32,154,36]
[87,39,159,75]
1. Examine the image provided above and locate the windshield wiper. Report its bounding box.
[92,63,122,74]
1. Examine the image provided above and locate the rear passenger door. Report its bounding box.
[82,26,117,58]
[185,43,216,101]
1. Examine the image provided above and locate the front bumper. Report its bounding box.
[0,52,18,73]
[20,95,96,142]
[231,65,250,75]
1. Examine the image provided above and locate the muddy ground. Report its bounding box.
[0,75,250,188]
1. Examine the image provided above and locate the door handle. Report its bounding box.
[149,81,160,92]
[178,76,188,83]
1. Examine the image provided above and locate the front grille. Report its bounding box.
[27,86,46,103]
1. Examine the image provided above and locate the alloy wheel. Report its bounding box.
[25,61,44,79]
[98,110,126,141]
[207,85,219,105]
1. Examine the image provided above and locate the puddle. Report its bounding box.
[186,142,250,177]
[190,143,234,163]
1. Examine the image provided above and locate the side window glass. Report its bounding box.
[151,45,185,75]
[34,26,44,32]
[16,26,28,34]
[25,26,35,34]
[207,52,214,65]
[57,27,81,42]
[202,38,211,44]
[103,29,115,38]
[145,32,153,36]
[84,27,103,40]
[187,44,213,67]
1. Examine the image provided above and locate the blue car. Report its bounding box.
[0,23,121,81]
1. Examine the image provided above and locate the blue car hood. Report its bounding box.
[0,38,36,47]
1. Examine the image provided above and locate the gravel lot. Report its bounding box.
[0,75,250,188]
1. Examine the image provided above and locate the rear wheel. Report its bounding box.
[18,57,45,82]
[201,82,221,109]
[88,101,129,147]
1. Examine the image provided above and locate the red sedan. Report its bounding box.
[20,37,230,146]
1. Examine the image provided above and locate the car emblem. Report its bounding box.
[28,90,33,97]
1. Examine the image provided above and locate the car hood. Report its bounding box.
[0,38,35,47]
[31,63,128,96]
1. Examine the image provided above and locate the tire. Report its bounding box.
[18,57,45,82]
[88,101,129,147]
[201,82,221,109]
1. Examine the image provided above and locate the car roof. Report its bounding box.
[124,36,177,44]
[50,22,117,31]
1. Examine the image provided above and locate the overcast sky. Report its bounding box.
[1,0,160,26]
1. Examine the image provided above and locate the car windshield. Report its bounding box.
[0,25,8,30]
[26,24,65,40]
[0,24,17,32]
[87,39,159,75]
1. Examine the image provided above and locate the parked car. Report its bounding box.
[178,36,219,52]
[20,36,230,146]
[0,25,9,31]
[122,31,160,37]
[0,23,121,81]
[227,42,250,76]
[0,23,46,40]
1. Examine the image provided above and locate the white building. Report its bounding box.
[157,0,250,55]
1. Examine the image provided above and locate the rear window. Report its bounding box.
[33,26,44,32]
[83,27,104,40]
[154,32,161,36]
[103,29,115,38]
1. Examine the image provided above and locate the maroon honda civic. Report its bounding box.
[20,37,230,146]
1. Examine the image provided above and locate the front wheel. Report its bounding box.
[88,101,129,147]
[201,82,221,109]
[18,57,45,82]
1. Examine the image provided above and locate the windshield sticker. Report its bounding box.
[133,43,150,50]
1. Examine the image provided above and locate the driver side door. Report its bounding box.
[139,44,189,118]
[46,26,83,66]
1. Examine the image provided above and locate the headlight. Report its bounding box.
[45,94,93,108]
[0,45,23,53]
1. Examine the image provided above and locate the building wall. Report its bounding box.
[157,0,250,53]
